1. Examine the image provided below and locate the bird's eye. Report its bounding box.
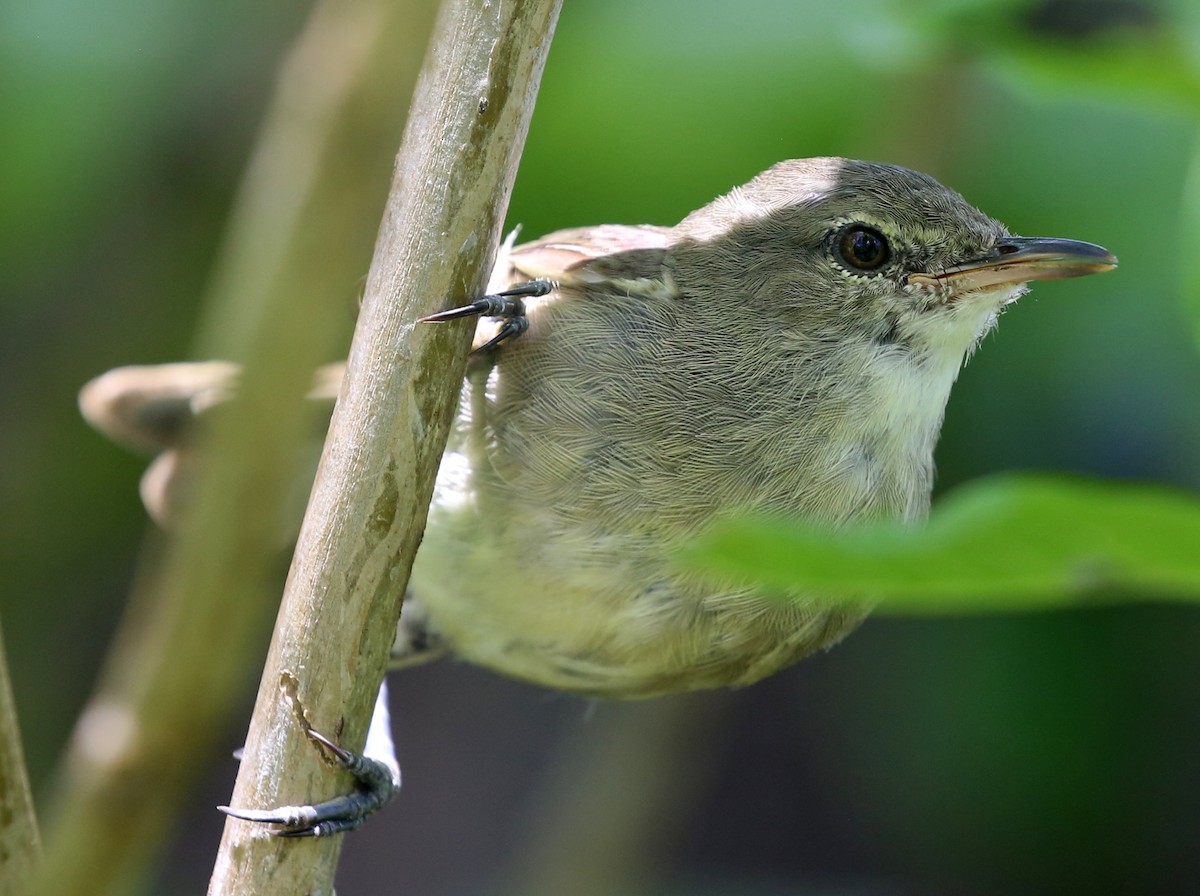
[836,225,890,272]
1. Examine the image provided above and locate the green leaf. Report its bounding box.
[684,474,1200,613]
[989,33,1200,114]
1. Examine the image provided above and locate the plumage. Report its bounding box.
[81,157,1117,699]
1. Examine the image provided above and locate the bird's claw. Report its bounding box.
[420,279,551,352]
[473,316,530,353]
[218,726,399,838]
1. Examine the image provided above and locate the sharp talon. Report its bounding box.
[419,280,549,345]
[419,293,520,324]
[274,827,324,839]
[473,316,530,354]
[304,726,353,765]
[496,279,552,299]
[217,724,400,837]
[419,299,494,323]
[218,802,325,830]
[218,804,291,824]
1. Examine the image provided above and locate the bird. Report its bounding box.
[80,157,1117,832]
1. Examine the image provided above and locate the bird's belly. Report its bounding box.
[408,450,866,697]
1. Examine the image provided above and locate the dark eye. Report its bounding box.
[836,225,890,271]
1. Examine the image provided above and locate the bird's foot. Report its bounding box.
[219,682,401,838]
[219,727,399,837]
[420,279,551,352]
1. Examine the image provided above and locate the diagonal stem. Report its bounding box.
[207,0,561,892]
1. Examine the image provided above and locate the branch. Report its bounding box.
[208,0,561,892]
[0,619,40,893]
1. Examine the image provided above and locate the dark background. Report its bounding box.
[3,0,1199,893]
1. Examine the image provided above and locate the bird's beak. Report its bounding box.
[909,237,1118,293]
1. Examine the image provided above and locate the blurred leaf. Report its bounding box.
[868,0,1200,115]
[990,32,1200,113]
[686,474,1200,612]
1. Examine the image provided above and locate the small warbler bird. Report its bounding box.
[81,157,1116,832]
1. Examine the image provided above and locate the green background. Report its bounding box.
[2,0,1198,893]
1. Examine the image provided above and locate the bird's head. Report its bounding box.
[673,157,1116,358]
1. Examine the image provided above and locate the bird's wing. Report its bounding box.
[78,225,676,523]
[501,224,675,286]
[473,224,677,350]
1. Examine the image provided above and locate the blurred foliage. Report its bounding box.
[691,475,1200,608]
[2,0,1199,894]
